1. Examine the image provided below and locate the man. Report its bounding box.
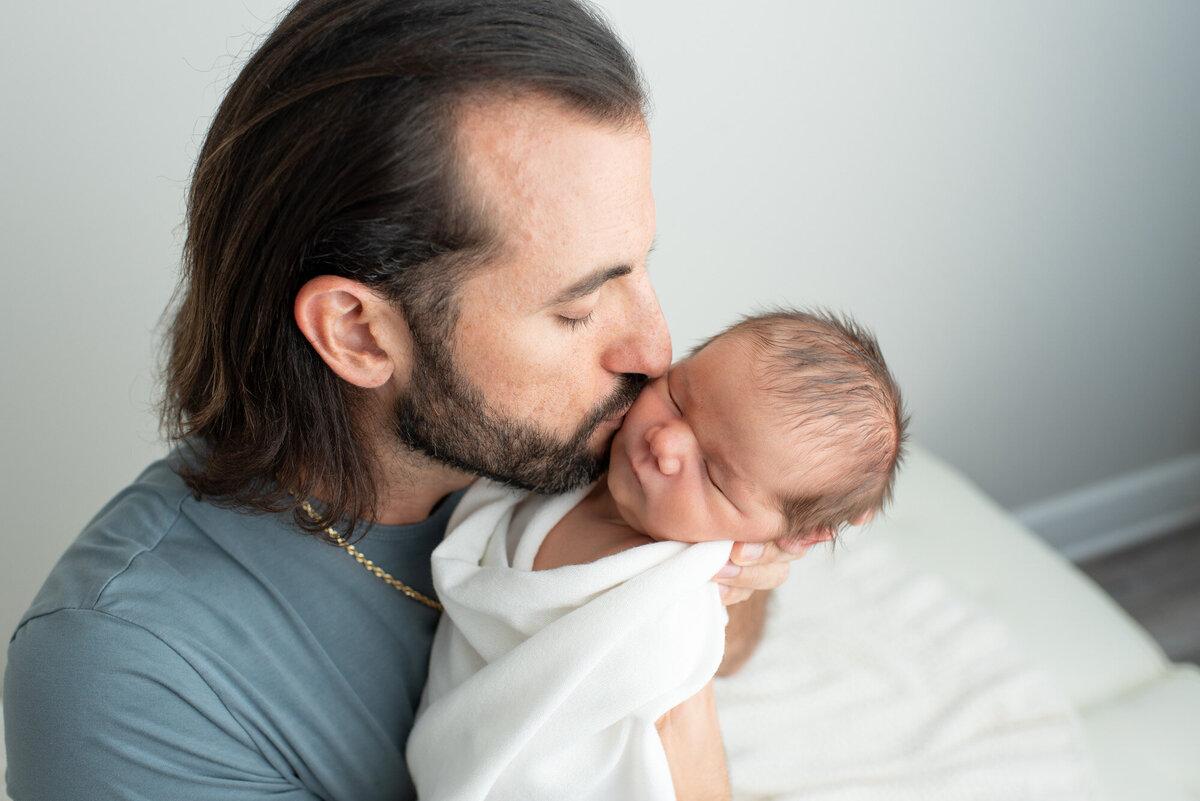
[4,2,796,798]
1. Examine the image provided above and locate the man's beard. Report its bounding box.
[391,335,646,494]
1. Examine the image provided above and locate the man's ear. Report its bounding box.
[294,275,412,389]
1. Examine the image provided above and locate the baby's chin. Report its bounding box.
[639,520,726,544]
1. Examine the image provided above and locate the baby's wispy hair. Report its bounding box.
[697,307,909,544]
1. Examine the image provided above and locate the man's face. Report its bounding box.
[391,96,671,492]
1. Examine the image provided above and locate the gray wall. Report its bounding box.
[4,1,1199,686]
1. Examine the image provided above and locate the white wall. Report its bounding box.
[1,0,290,688]
[615,0,1200,524]
[3,1,1198,686]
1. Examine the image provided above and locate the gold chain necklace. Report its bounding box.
[300,500,443,612]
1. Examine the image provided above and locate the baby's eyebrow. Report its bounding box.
[710,452,749,498]
[679,365,747,496]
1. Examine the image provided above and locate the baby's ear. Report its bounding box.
[850,509,876,527]
[781,525,837,551]
[806,525,838,545]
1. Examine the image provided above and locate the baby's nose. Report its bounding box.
[645,423,685,476]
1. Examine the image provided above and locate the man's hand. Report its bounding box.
[713,536,816,606]
[712,527,835,676]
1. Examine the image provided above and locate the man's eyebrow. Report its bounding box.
[553,264,633,304]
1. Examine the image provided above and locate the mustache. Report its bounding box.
[575,373,647,440]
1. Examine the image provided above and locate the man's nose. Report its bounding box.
[646,422,689,476]
[602,272,672,379]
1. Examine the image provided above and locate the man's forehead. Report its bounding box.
[451,94,654,301]
[455,96,555,177]
[455,95,649,192]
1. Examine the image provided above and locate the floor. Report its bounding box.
[1076,521,1200,667]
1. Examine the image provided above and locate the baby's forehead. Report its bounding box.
[748,414,860,499]
[681,342,796,441]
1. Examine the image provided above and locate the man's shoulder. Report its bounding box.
[14,449,447,708]
[19,456,191,620]
[16,451,295,632]
[7,453,439,801]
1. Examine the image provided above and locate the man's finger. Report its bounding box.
[718,585,754,607]
[730,540,809,566]
[714,561,790,597]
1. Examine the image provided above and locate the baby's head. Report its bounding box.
[606,308,907,549]
[720,309,909,546]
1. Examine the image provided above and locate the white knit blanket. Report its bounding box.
[407,480,733,801]
[715,528,1099,801]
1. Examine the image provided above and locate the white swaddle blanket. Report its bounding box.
[407,479,733,801]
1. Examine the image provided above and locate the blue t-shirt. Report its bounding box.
[4,452,460,800]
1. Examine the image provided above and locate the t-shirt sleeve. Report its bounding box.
[4,609,320,801]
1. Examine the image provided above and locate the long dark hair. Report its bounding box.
[162,0,647,538]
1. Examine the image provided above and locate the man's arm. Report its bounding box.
[716,588,770,677]
[656,681,731,801]
[713,539,812,675]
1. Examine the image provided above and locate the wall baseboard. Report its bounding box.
[1014,452,1200,563]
